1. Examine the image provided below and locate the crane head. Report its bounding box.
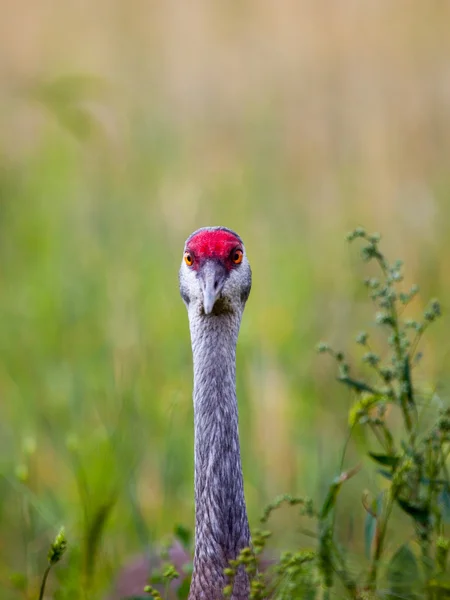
[179,227,252,316]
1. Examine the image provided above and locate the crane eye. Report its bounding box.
[232,249,243,265]
[184,252,194,266]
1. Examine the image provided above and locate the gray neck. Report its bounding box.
[188,308,250,600]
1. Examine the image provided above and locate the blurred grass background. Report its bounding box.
[1,1,450,597]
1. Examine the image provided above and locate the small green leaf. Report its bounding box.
[174,524,192,549]
[176,577,191,599]
[320,482,341,520]
[338,376,379,394]
[368,453,400,468]
[396,498,430,525]
[364,511,377,560]
[386,544,421,598]
[320,466,361,519]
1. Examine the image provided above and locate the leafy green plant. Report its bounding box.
[38,527,67,600]
[309,227,446,598]
[317,228,447,598]
[154,228,448,600]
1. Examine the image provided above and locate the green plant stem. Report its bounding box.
[391,316,414,437]
[410,324,428,360]
[369,422,387,450]
[365,340,396,400]
[21,493,30,598]
[38,565,51,600]
[372,250,415,436]
[330,430,354,533]
[367,490,395,590]
[380,423,395,454]
[331,543,359,599]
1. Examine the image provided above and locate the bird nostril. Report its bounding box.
[214,280,219,291]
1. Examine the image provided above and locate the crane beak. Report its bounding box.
[203,289,218,315]
[200,261,226,315]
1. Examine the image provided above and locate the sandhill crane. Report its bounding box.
[179,226,252,600]
[107,226,252,600]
